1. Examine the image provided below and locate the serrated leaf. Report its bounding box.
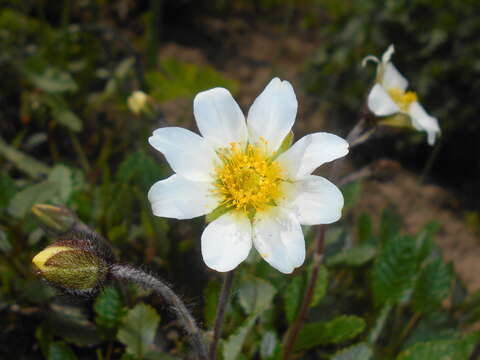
[48,342,78,360]
[371,235,418,307]
[331,342,373,360]
[222,315,257,360]
[94,287,126,338]
[294,315,366,352]
[396,332,480,360]
[311,265,328,307]
[204,279,221,328]
[283,275,304,324]
[367,304,392,344]
[415,222,439,264]
[412,260,452,314]
[327,245,376,267]
[0,136,50,179]
[239,277,277,315]
[380,209,402,245]
[117,303,160,358]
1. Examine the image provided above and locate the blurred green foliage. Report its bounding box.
[303,0,480,137]
[0,1,479,360]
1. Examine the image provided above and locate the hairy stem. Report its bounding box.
[282,107,371,360]
[110,264,208,360]
[209,270,235,360]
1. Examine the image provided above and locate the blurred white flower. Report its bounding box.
[148,78,348,273]
[364,45,440,145]
[128,90,149,115]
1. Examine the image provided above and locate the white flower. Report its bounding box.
[128,90,149,115]
[147,78,349,273]
[364,45,440,145]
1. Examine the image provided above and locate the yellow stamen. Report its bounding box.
[213,143,284,213]
[387,88,418,112]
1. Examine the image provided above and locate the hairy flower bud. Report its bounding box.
[32,240,108,295]
[31,204,77,234]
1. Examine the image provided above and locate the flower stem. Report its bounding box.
[110,264,208,360]
[209,270,235,360]
[282,226,326,359]
[281,107,371,360]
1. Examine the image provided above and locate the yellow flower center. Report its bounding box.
[387,87,418,112]
[213,141,284,213]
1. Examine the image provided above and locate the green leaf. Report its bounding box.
[367,304,392,344]
[371,235,418,307]
[342,180,362,211]
[147,59,238,102]
[94,287,126,338]
[204,279,221,328]
[380,209,402,245]
[326,246,376,267]
[20,59,78,93]
[222,315,257,360]
[0,136,50,179]
[294,315,366,352]
[260,331,278,360]
[0,230,12,253]
[42,93,83,132]
[48,342,78,360]
[0,173,16,209]
[311,265,328,307]
[117,303,161,358]
[238,277,277,314]
[48,165,73,202]
[412,260,453,314]
[357,213,376,245]
[396,332,480,360]
[283,275,304,324]
[415,222,440,264]
[8,180,58,218]
[331,342,373,360]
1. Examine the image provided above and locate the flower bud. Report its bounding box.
[127,90,149,115]
[31,204,76,234]
[32,240,108,294]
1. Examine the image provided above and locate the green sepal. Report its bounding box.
[378,113,412,128]
[271,131,294,160]
[206,205,230,223]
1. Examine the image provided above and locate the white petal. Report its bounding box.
[253,208,305,274]
[381,44,395,63]
[408,101,440,145]
[247,78,298,153]
[286,175,344,225]
[149,127,219,181]
[361,55,379,67]
[277,132,349,180]
[193,87,248,148]
[368,84,400,116]
[148,174,218,219]
[201,212,252,272]
[381,63,408,91]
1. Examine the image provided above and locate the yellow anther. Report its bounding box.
[213,143,283,212]
[387,87,418,112]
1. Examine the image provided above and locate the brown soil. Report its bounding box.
[157,16,480,292]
